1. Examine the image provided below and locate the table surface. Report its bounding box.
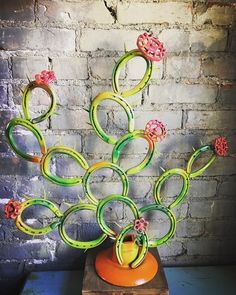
[20,265,236,295]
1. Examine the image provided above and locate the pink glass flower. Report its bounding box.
[133,217,149,233]
[4,199,21,219]
[35,70,56,86]
[137,32,166,62]
[145,119,166,142]
[213,136,229,157]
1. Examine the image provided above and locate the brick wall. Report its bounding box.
[0,0,236,284]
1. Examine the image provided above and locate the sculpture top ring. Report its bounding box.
[22,80,57,124]
[137,32,166,62]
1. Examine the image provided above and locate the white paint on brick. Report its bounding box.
[80,29,140,51]
[159,29,190,52]
[117,2,192,25]
[39,0,114,24]
[166,56,201,78]
[53,57,88,80]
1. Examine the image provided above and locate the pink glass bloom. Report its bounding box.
[35,70,56,86]
[145,119,166,142]
[133,217,149,233]
[4,199,21,219]
[213,136,229,157]
[137,32,166,62]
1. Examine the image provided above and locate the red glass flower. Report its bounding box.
[134,217,149,233]
[137,32,166,62]
[35,70,56,86]
[4,199,21,219]
[145,119,166,142]
[213,136,229,157]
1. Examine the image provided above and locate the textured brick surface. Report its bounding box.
[0,0,236,278]
[117,2,192,25]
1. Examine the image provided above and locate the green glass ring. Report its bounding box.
[59,203,107,249]
[40,146,89,186]
[112,49,153,98]
[22,81,57,124]
[15,198,62,236]
[115,223,149,268]
[112,130,155,175]
[96,194,140,237]
[186,145,217,179]
[139,204,176,247]
[154,168,190,209]
[89,91,135,145]
[6,117,47,163]
[83,161,129,205]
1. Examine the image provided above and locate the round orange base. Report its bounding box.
[95,247,158,287]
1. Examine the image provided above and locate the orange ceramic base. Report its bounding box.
[95,247,158,287]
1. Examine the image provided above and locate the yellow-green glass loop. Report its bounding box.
[83,162,129,205]
[89,91,135,145]
[59,203,107,249]
[187,145,217,179]
[154,168,190,209]
[40,146,89,186]
[139,204,176,247]
[15,198,63,236]
[96,194,140,237]
[112,130,155,175]
[112,49,153,98]
[6,117,47,163]
[22,81,57,124]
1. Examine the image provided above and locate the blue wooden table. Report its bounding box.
[20,266,236,295]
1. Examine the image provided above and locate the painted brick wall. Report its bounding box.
[0,0,236,285]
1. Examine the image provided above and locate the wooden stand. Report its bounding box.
[82,248,169,295]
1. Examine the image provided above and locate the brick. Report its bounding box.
[186,111,236,130]
[45,133,82,152]
[0,241,54,260]
[86,182,127,201]
[127,57,163,80]
[186,239,221,255]
[166,56,201,79]
[190,29,227,52]
[117,2,192,25]
[230,30,236,52]
[55,155,88,178]
[12,57,48,79]
[0,85,8,106]
[0,60,10,79]
[172,203,188,219]
[39,0,114,24]
[194,4,236,26]
[0,177,16,199]
[0,0,34,21]
[0,110,19,130]
[219,180,236,197]
[212,200,236,218]
[206,220,236,237]
[80,29,139,51]
[202,57,236,80]
[176,219,205,238]
[0,28,75,51]
[113,110,182,131]
[203,157,236,176]
[219,84,236,105]
[149,83,217,104]
[159,133,218,154]
[83,134,113,154]
[0,157,40,176]
[189,201,213,218]
[52,57,88,80]
[159,29,190,52]
[51,108,107,130]
[158,241,183,257]
[90,57,117,80]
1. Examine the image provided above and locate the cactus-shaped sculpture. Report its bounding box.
[4,33,228,287]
